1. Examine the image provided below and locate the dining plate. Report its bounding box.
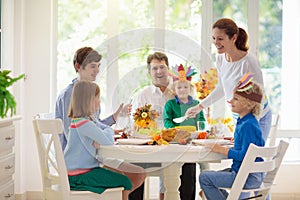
[192,139,231,146]
[116,138,152,145]
[131,132,151,139]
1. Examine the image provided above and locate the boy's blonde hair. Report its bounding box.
[234,82,263,118]
[68,80,100,118]
[172,80,195,96]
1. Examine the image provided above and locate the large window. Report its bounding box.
[213,0,283,123]
[258,0,282,120]
[57,0,299,160]
[57,0,204,114]
[57,0,107,90]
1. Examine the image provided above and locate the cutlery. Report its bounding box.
[173,115,188,123]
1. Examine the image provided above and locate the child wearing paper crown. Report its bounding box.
[162,64,206,200]
[199,73,265,200]
[163,64,206,128]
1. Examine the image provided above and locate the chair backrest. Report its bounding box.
[33,116,70,199]
[268,114,280,146]
[33,114,124,200]
[226,140,289,200]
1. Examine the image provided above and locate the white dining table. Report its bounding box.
[99,143,227,200]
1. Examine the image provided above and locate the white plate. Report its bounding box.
[131,132,151,139]
[192,139,231,146]
[114,135,122,139]
[116,138,152,145]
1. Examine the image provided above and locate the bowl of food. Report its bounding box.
[131,128,160,139]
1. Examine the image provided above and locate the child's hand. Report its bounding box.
[205,143,229,155]
[204,143,217,151]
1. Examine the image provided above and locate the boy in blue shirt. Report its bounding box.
[55,47,128,151]
[199,73,265,200]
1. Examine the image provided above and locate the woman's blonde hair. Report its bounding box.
[68,80,100,118]
[234,82,263,118]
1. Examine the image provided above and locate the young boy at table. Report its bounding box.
[163,64,206,200]
[55,47,129,151]
[199,73,265,200]
[64,80,146,200]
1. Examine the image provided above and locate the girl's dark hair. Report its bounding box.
[213,18,249,52]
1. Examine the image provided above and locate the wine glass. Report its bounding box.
[115,113,130,130]
[115,100,133,136]
[115,108,133,140]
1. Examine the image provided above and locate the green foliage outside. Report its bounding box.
[259,0,282,115]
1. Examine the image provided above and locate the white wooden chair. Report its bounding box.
[268,114,280,147]
[220,140,289,200]
[32,116,123,200]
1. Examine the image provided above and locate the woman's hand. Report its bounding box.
[185,104,203,118]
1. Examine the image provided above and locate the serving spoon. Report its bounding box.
[173,115,188,123]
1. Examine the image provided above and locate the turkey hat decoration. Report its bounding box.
[234,72,263,104]
[168,64,197,82]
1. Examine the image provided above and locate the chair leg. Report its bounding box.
[241,194,263,200]
[144,176,150,200]
[199,190,206,200]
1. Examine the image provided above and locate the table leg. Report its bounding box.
[163,162,183,200]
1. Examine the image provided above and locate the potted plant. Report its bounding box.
[0,70,25,118]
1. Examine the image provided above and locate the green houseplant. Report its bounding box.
[0,70,25,118]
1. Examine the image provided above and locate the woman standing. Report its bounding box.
[186,18,272,142]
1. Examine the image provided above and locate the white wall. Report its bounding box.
[281,0,300,129]
[5,0,53,194]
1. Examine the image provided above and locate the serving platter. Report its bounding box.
[116,138,152,145]
[192,139,232,146]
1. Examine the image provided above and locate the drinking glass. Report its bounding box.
[115,114,130,130]
[197,120,209,131]
[115,102,131,130]
[212,123,225,139]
